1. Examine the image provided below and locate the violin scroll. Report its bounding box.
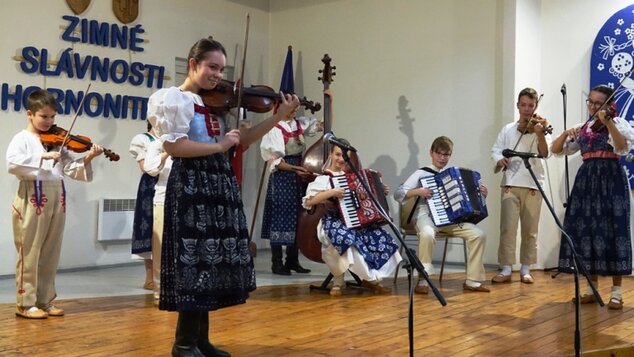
[528,114,553,134]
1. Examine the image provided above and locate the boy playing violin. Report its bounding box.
[6,89,104,319]
[490,87,551,284]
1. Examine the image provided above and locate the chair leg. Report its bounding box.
[348,272,363,287]
[462,239,468,273]
[310,273,334,292]
[440,238,449,284]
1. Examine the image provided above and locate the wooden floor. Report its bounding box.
[1,271,634,356]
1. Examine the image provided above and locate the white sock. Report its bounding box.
[611,286,622,301]
[333,274,345,287]
[586,283,597,296]
[418,279,429,287]
[465,280,481,288]
[500,265,512,276]
[520,264,530,276]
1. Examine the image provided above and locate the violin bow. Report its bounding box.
[58,83,91,153]
[586,69,633,124]
[234,13,250,129]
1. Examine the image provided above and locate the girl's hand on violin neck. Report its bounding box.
[275,92,300,121]
[84,144,104,164]
[221,129,241,151]
[597,110,614,126]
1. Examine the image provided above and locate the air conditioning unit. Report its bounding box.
[97,198,135,241]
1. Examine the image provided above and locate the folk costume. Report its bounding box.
[260,117,318,274]
[303,170,402,290]
[148,86,256,312]
[7,130,93,316]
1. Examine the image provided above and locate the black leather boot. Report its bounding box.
[271,245,291,275]
[285,244,311,273]
[197,312,231,357]
[172,311,204,357]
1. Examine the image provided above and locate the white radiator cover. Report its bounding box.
[97,198,135,241]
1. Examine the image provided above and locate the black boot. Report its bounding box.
[172,311,204,357]
[198,312,231,357]
[285,244,311,273]
[271,245,291,275]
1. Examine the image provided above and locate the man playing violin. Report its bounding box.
[490,87,551,285]
[6,89,104,319]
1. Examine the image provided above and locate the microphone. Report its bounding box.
[324,132,357,152]
[560,83,566,95]
[502,148,544,159]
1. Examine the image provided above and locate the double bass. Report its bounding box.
[295,55,336,263]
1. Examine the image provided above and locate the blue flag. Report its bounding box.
[279,46,294,93]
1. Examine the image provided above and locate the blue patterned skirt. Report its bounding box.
[131,173,157,255]
[322,211,399,270]
[260,155,305,246]
[558,158,632,275]
[159,154,256,312]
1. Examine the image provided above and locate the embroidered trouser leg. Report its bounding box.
[12,180,65,307]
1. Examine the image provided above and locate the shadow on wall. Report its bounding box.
[366,95,420,216]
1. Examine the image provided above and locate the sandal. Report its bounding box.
[361,280,392,294]
[608,297,624,310]
[571,294,597,304]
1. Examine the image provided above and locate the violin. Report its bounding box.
[517,114,553,135]
[199,79,321,115]
[40,125,120,161]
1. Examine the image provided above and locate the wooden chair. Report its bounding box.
[393,197,467,284]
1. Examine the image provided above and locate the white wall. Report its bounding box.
[1,0,632,276]
[266,0,502,264]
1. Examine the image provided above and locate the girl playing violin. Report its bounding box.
[302,139,402,296]
[6,89,104,319]
[551,84,634,310]
[147,37,299,357]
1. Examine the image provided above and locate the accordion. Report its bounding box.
[330,169,390,229]
[419,167,488,227]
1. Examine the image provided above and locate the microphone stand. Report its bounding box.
[517,155,603,357]
[547,86,569,275]
[340,149,447,357]
[561,86,570,207]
